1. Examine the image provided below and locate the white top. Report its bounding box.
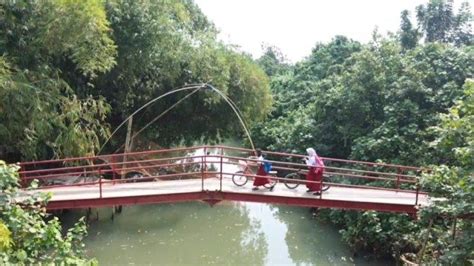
[305,156,321,167]
[305,156,315,166]
[247,155,263,166]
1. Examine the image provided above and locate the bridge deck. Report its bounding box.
[25,177,429,213]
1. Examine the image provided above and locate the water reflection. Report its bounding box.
[272,206,392,266]
[271,206,354,265]
[79,202,268,265]
[61,201,392,265]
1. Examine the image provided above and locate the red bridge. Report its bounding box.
[18,146,429,214]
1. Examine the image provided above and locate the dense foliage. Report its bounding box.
[0,0,272,161]
[418,79,473,264]
[94,0,271,149]
[254,38,473,164]
[0,0,115,161]
[0,161,94,264]
[253,0,473,264]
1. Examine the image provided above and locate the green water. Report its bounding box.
[62,202,389,265]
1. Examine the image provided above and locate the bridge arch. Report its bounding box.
[99,83,256,154]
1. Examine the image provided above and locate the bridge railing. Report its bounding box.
[214,146,423,191]
[215,154,423,197]
[18,145,426,206]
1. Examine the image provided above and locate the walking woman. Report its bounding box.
[304,148,325,195]
[252,149,273,191]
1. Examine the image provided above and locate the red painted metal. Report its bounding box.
[46,192,206,210]
[416,185,420,205]
[19,154,204,176]
[222,154,418,181]
[21,146,422,182]
[110,156,117,181]
[202,198,222,207]
[18,145,427,214]
[396,167,401,190]
[18,145,208,166]
[19,145,425,172]
[219,152,223,191]
[99,173,103,199]
[21,159,206,183]
[322,170,416,183]
[220,192,418,214]
[45,191,418,214]
[212,145,425,171]
[217,170,425,195]
[324,165,418,180]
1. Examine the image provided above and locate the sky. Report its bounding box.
[194,0,472,62]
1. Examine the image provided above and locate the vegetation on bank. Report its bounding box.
[0,161,95,264]
[252,0,473,264]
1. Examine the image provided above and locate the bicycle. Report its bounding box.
[283,169,330,191]
[232,159,277,189]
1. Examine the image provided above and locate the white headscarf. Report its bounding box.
[306,148,317,157]
[305,148,318,166]
[306,147,324,168]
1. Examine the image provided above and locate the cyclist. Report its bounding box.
[252,149,273,191]
[304,148,325,195]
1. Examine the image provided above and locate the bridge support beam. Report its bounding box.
[202,199,222,206]
[45,191,418,215]
[202,190,224,207]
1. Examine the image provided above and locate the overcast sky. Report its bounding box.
[194,0,472,62]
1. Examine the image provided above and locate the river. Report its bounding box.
[61,202,389,265]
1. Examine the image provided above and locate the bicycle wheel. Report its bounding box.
[322,185,330,191]
[283,172,301,189]
[232,171,248,186]
[263,177,278,189]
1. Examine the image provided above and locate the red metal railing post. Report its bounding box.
[220,153,223,192]
[396,167,401,190]
[203,147,207,179]
[201,155,204,191]
[111,155,116,182]
[99,168,102,199]
[19,164,26,187]
[415,184,419,205]
[320,168,323,199]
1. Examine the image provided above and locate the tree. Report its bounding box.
[351,43,474,165]
[252,36,362,154]
[0,0,117,77]
[416,79,474,264]
[0,0,115,161]
[452,1,474,46]
[256,45,290,77]
[95,0,272,151]
[400,10,419,49]
[0,161,95,264]
[0,0,272,161]
[415,0,473,46]
[0,56,111,161]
